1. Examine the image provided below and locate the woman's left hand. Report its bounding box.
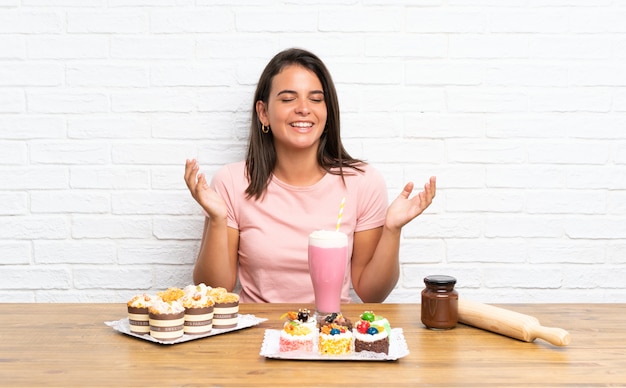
[385,176,436,231]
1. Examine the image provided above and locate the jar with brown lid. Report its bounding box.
[421,275,458,330]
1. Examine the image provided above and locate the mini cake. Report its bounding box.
[157,287,185,303]
[184,282,211,296]
[148,298,185,341]
[127,293,153,334]
[318,313,353,355]
[182,284,215,335]
[353,311,390,355]
[279,308,316,353]
[372,314,392,336]
[209,287,240,329]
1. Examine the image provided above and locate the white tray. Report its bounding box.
[105,314,267,345]
[259,328,410,361]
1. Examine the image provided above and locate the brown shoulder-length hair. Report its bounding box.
[245,48,364,200]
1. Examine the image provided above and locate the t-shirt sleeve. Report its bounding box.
[355,165,388,232]
[209,163,240,230]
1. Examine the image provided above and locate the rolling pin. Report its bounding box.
[458,299,571,346]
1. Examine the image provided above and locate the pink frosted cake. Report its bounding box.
[127,293,153,334]
[318,313,353,355]
[353,311,391,355]
[279,308,316,353]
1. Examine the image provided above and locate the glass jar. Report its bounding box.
[421,275,458,330]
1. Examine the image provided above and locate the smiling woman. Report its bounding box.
[183,48,436,305]
[245,48,357,198]
[255,64,329,184]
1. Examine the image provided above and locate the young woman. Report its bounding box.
[184,48,436,303]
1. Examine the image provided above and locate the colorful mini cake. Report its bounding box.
[148,298,185,341]
[127,293,153,334]
[353,311,390,355]
[372,314,392,336]
[318,313,353,355]
[209,287,240,329]
[182,284,215,335]
[279,308,316,353]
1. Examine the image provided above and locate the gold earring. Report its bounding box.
[261,124,269,134]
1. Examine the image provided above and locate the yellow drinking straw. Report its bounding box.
[336,196,345,231]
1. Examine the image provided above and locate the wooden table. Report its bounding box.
[1,303,624,387]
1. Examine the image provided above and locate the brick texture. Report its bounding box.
[1,1,624,303]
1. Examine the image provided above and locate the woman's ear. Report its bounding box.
[256,100,268,126]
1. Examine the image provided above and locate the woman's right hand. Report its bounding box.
[184,159,228,221]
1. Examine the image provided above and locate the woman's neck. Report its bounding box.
[273,148,325,187]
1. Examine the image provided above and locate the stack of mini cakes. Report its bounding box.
[274,310,393,356]
[126,283,240,341]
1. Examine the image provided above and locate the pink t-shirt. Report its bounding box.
[210,161,388,304]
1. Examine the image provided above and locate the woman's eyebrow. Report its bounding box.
[276,89,324,97]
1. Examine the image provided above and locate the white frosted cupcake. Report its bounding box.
[182,284,215,335]
[157,287,184,303]
[183,283,211,296]
[208,287,239,329]
[148,298,185,341]
[127,294,153,334]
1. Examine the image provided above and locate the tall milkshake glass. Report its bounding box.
[308,230,348,320]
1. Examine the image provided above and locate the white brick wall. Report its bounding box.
[1,1,625,303]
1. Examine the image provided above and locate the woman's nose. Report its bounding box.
[295,99,310,115]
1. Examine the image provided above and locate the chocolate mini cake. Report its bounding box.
[354,333,389,354]
[353,311,390,355]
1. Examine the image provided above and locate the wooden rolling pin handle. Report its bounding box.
[530,325,571,347]
[458,299,571,347]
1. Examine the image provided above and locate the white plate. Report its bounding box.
[259,328,410,361]
[105,314,267,345]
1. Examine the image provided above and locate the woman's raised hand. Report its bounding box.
[385,176,436,231]
[184,159,228,221]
